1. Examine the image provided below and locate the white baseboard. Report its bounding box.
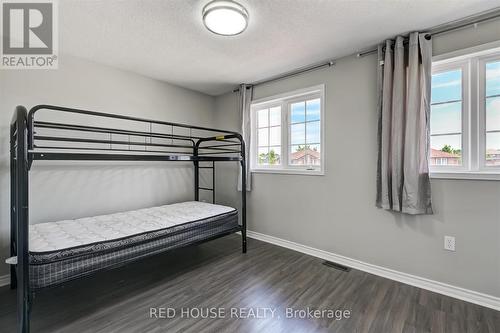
[0,274,10,288]
[246,230,500,311]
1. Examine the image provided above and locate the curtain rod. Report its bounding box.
[356,7,500,58]
[232,7,500,93]
[232,60,334,92]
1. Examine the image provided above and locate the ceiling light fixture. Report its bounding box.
[202,0,249,36]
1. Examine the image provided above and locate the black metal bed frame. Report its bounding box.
[10,105,247,333]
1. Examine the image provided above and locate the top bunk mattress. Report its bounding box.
[29,201,237,256]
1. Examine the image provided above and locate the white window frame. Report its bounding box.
[478,53,500,171]
[253,101,282,169]
[430,60,470,173]
[430,41,500,180]
[250,84,325,175]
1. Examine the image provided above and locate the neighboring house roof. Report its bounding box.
[430,148,459,158]
[290,149,320,160]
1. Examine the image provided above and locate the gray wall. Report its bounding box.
[0,55,215,276]
[214,20,500,297]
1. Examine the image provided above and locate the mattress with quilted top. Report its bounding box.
[28,201,239,289]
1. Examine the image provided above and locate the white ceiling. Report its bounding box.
[60,0,500,95]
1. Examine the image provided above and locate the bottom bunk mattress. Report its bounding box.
[28,201,239,289]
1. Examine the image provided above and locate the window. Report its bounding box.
[485,60,500,167]
[289,98,321,167]
[250,85,325,175]
[256,106,281,165]
[430,67,464,167]
[430,46,500,178]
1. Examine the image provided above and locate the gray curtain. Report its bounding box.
[238,83,253,191]
[376,32,433,215]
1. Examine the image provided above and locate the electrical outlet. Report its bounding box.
[444,236,456,251]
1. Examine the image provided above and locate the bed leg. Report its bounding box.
[17,257,31,333]
[242,231,247,253]
[10,266,17,290]
[18,283,31,333]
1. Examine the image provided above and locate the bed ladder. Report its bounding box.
[194,161,216,204]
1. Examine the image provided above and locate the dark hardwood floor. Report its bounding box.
[0,236,498,332]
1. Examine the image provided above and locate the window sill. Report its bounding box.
[430,171,500,181]
[251,168,324,176]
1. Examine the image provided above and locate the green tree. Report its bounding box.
[268,149,279,164]
[259,149,280,165]
[441,145,453,153]
[441,145,461,156]
[297,145,318,152]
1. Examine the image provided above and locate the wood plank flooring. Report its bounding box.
[0,235,498,332]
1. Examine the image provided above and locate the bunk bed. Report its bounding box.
[9,105,247,333]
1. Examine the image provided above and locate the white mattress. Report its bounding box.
[29,201,236,253]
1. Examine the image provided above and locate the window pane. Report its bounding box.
[268,146,281,165]
[269,106,281,126]
[486,61,500,97]
[258,128,268,147]
[258,147,269,165]
[269,126,281,146]
[291,123,305,145]
[306,121,320,144]
[486,132,500,166]
[431,69,462,104]
[291,102,305,123]
[257,109,268,128]
[430,134,462,166]
[486,96,500,132]
[430,102,462,135]
[306,98,320,121]
[484,62,500,167]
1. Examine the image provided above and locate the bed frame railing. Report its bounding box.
[9,104,247,333]
[27,104,244,160]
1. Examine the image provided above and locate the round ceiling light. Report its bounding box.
[202,0,249,36]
